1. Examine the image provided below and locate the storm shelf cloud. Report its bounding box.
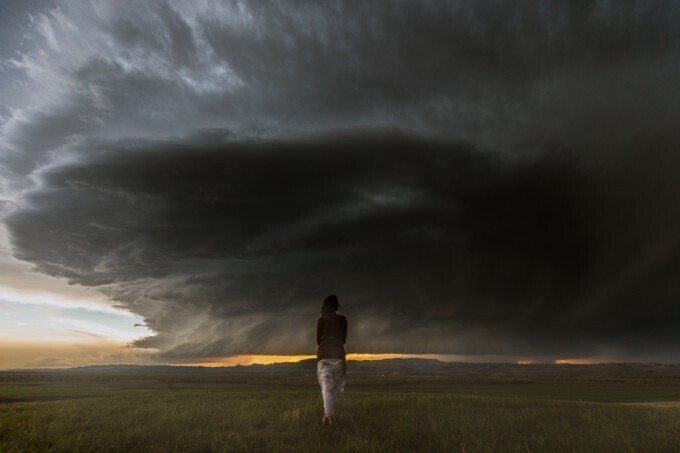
[1,0,680,361]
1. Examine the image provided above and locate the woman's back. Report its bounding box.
[317,312,347,361]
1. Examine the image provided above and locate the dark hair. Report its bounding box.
[321,295,339,315]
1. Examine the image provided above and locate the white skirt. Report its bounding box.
[317,358,346,391]
[317,358,346,416]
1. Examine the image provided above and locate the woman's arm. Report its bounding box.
[340,316,347,345]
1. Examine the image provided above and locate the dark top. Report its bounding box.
[316,312,347,361]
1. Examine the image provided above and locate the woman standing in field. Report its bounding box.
[316,294,347,426]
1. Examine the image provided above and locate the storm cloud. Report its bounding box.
[2,0,680,360]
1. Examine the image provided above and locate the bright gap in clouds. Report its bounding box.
[0,298,150,343]
[0,341,158,370]
[0,284,153,369]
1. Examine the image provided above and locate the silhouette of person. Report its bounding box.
[316,294,347,426]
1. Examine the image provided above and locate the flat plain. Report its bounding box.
[1,360,680,452]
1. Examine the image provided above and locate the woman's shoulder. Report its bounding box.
[320,313,346,321]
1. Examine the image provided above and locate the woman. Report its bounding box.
[316,294,347,426]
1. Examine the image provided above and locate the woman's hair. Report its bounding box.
[321,295,339,315]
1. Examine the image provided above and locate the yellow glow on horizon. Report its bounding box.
[0,341,487,370]
[4,339,615,370]
[0,340,157,369]
[179,355,316,367]
[554,358,597,365]
[174,353,462,367]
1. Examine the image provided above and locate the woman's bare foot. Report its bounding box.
[322,414,329,425]
[327,415,335,426]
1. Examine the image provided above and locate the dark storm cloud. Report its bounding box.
[2,1,680,359]
[6,129,680,358]
[202,0,679,122]
[3,0,679,179]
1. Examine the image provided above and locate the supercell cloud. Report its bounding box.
[1,1,680,360]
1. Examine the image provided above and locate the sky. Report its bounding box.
[1,0,680,369]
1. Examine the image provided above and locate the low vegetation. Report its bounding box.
[1,361,680,452]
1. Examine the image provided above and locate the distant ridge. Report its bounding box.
[4,358,674,374]
[3,359,679,387]
[68,357,450,373]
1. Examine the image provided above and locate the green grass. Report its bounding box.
[1,380,680,452]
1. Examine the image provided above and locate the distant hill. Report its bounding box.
[9,357,676,375]
[56,357,451,374]
[2,358,679,386]
[64,357,493,374]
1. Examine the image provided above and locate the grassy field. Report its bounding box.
[1,370,680,452]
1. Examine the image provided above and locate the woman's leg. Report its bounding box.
[317,359,345,424]
[321,382,336,418]
[317,360,333,423]
[323,381,341,425]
